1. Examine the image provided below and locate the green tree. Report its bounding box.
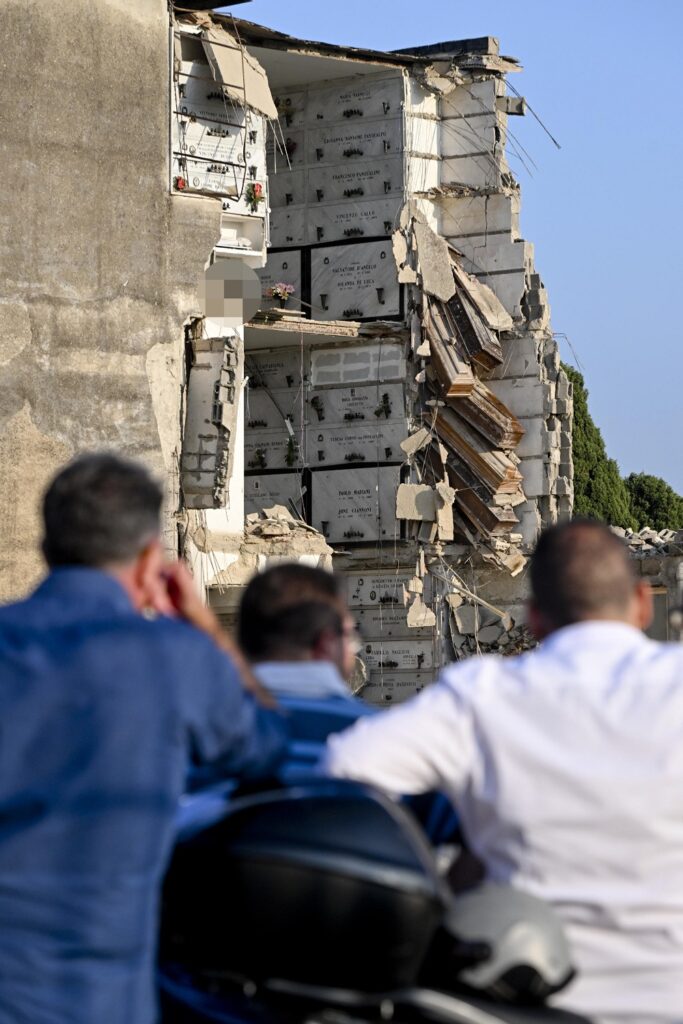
[624,473,683,531]
[562,365,633,527]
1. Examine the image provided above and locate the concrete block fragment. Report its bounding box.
[414,221,455,302]
[392,230,408,269]
[407,595,436,628]
[435,481,456,542]
[398,265,418,284]
[400,428,432,457]
[418,520,438,543]
[478,623,505,644]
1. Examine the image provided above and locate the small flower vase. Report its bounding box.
[278,297,288,308]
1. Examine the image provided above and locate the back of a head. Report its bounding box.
[42,452,163,568]
[530,519,637,629]
[238,564,344,661]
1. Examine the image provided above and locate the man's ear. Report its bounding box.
[132,539,166,611]
[311,628,337,663]
[633,580,653,632]
[527,600,552,641]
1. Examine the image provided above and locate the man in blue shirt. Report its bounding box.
[237,564,375,771]
[0,453,287,1024]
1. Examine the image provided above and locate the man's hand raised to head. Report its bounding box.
[146,559,277,709]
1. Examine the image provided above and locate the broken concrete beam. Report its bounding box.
[413,221,456,302]
[435,480,456,542]
[496,95,526,116]
[392,230,408,269]
[400,427,432,457]
[396,483,437,521]
[418,520,439,543]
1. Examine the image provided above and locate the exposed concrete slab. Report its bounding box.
[0,404,71,601]
[488,378,549,418]
[490,334,541,380]
[439,192,520,239]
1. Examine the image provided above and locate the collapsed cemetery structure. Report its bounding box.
[172,11,574,704]
[7,2,676,690]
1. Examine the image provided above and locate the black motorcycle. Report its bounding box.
[159,780,592,1024]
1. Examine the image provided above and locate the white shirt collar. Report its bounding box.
[254,661,353,701]
[540,619,649,654]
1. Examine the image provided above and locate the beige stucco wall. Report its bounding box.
[0,0,221,599]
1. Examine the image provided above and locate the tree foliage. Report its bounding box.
[564,364,683,530]
[563,365,633,527]
[625,473,683,531]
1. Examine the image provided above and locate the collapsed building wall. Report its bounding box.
[195,21,575,705]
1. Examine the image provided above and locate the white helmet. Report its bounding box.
[447,884,575,1003]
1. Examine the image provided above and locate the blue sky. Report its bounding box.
[222,0,682,492]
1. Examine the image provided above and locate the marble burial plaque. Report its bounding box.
[310,241,400,321]
[359,638,435,671]
[362,671,435,707]
[177,117,248,167]
[245,387,306,433]
[307,157,403,204]
[245,346,308,390]
[257,253,303,311]
[307,420,406,467]
[267,129,306,168]
[306,119,402,166]
[244,472,306,517]
[305,197,401,245]
[267,168,306,209]
[353,605,432,640]
[310,465,399,544]
[244,428,302,473]
[306,382,405,424]
[305,75,403,125]
[269,207,306,247]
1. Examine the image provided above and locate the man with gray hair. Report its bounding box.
[0,453,287,1024]
[325,520,683,1023]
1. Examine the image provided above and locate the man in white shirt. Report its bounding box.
[324,520,683,1023]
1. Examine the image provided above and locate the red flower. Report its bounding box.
[175,176,186,191]
[253,182,263,197]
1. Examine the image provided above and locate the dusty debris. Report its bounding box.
[407,595,437,628]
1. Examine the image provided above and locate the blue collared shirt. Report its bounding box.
[0,568,287,1024]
